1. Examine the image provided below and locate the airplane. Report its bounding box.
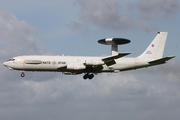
[3,32,175,80]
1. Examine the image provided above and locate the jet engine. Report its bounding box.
[85,60,104,66]
[67,64,86,70]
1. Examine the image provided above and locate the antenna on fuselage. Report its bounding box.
[98,38,131,55]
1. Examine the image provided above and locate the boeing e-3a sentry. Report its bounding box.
[3,32,175,79]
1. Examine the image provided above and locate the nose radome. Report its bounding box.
[3,62,14,70]
[3,62,9,67]
[3,62,7,66]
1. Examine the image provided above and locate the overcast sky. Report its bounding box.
[0,0,180,120]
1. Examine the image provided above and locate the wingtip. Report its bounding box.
[168,56,176,58]
[157,32,168,35]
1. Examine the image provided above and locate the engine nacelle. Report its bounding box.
[85,60,104,66]
[67,64,86,70]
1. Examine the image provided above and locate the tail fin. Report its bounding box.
[138,32,168,60]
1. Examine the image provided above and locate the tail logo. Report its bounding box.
[151,44,154,47]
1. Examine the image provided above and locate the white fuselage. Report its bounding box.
[3,32,174,79]
[3,55,150,74]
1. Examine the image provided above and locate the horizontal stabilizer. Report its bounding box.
[102,52,131,66]
[148,56,175,65]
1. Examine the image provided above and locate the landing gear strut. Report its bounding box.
[21,72,25,77]
[83,73,94,80]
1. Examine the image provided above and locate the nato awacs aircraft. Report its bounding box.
[3,32,175,79]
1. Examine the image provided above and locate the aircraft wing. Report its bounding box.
[148,56,175,65]
[57,64,67,69]
[57,53,131,69]
[102,52,131,66]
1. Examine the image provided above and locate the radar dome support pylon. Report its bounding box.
[98,38,131,55]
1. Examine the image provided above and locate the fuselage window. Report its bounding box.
[8,59,15,61]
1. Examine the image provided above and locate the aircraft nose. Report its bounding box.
[3,62,7,66]
[3,62,8,67]
[3,62,14,70]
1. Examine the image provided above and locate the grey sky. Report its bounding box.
[0,0,180,120]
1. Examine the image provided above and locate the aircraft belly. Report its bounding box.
[23,64,57,71]
[111,59,135,71]
[101,59,149,72]
[116,60,148,71]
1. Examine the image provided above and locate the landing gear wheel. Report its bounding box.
[89,74,94,80]
[21,72,25,77]
[83,74,88,80]
[83,74,94,80]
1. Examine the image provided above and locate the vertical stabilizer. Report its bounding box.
[138,32,168,60]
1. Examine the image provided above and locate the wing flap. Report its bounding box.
[148,56,175,65]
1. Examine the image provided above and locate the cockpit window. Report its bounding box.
[8,59,15,61]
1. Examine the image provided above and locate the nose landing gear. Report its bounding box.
[21,72,25,77]
[83,73,94,80]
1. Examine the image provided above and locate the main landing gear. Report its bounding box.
[83,73,94,80]
[21,72,25,77]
